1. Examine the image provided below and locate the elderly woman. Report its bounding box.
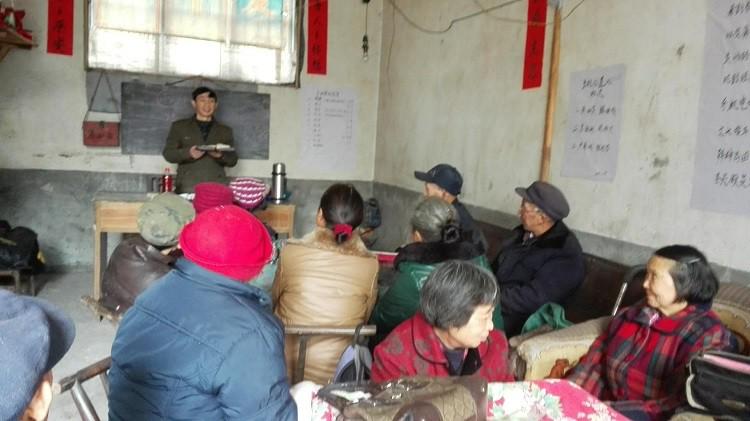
[372,260,514,383]
[369,197,502,346]
[566,245,736,420]
[273,183,379,384]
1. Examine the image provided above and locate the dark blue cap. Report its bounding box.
[414,164,463,196]
[0,290,75,420]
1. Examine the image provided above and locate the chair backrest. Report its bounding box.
[284,324,376,384]
[53,357,111,421]
[713,282,750,355]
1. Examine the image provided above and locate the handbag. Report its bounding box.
[83,71,120,147]
[333,324,373,384]
[685,350,750,419]
[317,375,487,421]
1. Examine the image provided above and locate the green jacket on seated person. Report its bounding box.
[369,240,504,346]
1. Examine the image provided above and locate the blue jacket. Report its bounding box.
[108,259,297,421]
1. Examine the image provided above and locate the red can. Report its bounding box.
[161,168,174,192]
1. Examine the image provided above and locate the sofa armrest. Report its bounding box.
[514,316,611,380]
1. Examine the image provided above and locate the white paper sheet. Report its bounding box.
[300,87,357,172]
[561,64,626,182]
[690,2,750,215]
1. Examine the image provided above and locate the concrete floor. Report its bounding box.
[33,269,117,420]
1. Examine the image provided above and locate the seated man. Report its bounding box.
[492,181,585,337]
[0,290,75,421]
[372,260,513,383]
[108,205,296,420]
[415,163,488,254]
[100,193,195,315]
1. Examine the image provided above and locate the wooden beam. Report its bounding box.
[539,6,562,182]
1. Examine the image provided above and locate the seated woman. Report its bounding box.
[566,245,736,420]
[101,193,194,315]
[372,260,513,383]
[273,183,379,384]
[369,197,502,345]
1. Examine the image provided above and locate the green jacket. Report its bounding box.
[370,245,504,345]
[162,117,238,193]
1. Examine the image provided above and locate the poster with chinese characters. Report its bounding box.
[307,0,328,74]
[47,0,74,56]
[300,87,357,172]
[690,2,750,215]
[561,64,626,181]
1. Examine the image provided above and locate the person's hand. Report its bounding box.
[208,150,223,159]
[546,358,571,379]
[189,146,205,160]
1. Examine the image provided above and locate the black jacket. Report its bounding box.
[453,200,488,255]
[491,221,585,336]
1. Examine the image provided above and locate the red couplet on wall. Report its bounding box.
[522,0,548,90]
[307,0,328,75]
[47,0,74,56]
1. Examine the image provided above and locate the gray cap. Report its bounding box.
[515,181,570,221]
[137,193,195,246]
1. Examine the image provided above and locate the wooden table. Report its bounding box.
[92,193,295,300]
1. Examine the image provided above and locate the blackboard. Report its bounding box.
[120,82,270,159]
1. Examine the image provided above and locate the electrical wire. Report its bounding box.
[387,0,588,33]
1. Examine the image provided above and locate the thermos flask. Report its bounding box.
[270,162,287,203]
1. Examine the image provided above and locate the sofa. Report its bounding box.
[513,281,750,381]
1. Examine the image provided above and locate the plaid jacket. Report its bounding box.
[566,303,735,420]
[371,312,514,383]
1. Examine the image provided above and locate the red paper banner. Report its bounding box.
[47,0,74,56]
[307,0,328,75]
[522,0,548,90]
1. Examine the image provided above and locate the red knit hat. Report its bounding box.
[179,205,272,282]
[193,182,234,213]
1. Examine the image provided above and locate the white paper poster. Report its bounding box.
[690,2,750,215]
[300,87,357,172]
[561,64,626,181]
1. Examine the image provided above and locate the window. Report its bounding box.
[87,0,298,84]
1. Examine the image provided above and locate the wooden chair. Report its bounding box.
[53,357,111,421]
[0,267,36,295]
[284,324,376,384]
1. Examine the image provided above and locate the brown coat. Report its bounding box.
[272,228,379,384]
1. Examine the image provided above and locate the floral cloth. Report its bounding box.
[307,380,627,421]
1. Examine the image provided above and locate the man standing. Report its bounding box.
[492,181,585,337]
[414,163,488,254]
[163,87,238,193]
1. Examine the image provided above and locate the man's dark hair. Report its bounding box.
[653,244,719,304]
[420,260,498,329]
[192,86,217,101]
[319,183,364,244]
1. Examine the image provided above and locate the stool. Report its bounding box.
[0,268,36,296]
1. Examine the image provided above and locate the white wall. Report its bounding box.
[0,0,382,181]
[374,0,748,272]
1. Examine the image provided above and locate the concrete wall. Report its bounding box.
[374,0,749,273]
[0,0,382,181]
[0,168,372,268]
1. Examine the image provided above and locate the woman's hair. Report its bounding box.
[420,260,498,329]
[411,197,460,243]
[653,245,719,304]
[319,183,364,244]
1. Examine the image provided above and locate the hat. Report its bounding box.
[229,177,269,210]
[515,181,570,221]
[179,205,272,282]
[193,182,235,213]
[137,193,196,247]
[0,290,75,420]
[414,164,463,196]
